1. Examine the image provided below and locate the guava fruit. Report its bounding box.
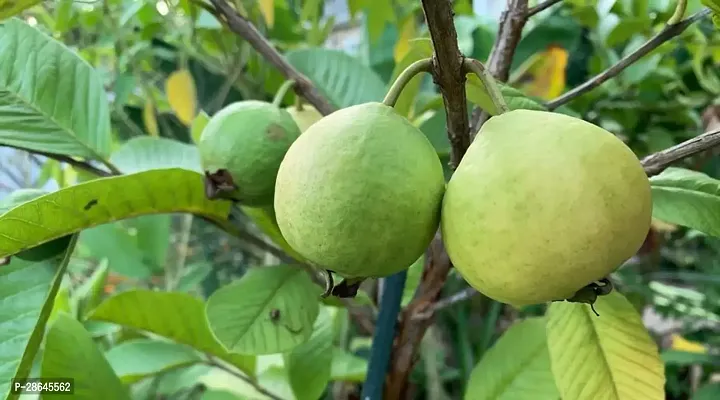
[441,109,652,308]
[199,100,302,206]
[285,104,323,133]
[274,102,446,279]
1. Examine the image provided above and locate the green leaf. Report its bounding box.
[464,317,558,400]
[389,38,433,118]
[87,290,256,376]
[0,1,43,21]
[109,136,202,174]
[126,214,172,270]
[0,168,232,259]
[330,348,367,382]
[80,223,156,279]
[0,188,47,214]
[693,383,720,400]
[41,313,130,400]
[650,167,720,237]
[466,79,546,116]
[240,205,305,261]
[105,339,202,383]
[177,261,213,291]
[661,350,720,366]
[0,235,76,399]
[191,111,211,144]
[285,306,334,400]
[546,291,665,400]
[74,259,109,318]
[0,18,111,159]
[206,265,321,355]
[401,255,424,306]
[286,48,387,109]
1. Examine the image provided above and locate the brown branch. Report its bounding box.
[546,9,711,110]
[527,0,563,17]
[207,0,336,116]
[641,128,720,176]
[469,0,529,135]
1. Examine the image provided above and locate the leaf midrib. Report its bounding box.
[484,340,548,399]
[585,308,621,400]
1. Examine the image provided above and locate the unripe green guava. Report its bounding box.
[274,102,446,279]
[284,104,323,133]
[199,100,302,206]
[441,109,652,307]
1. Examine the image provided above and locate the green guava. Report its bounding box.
[199,100,302,206]
[274,102,446,279]
[284,104,323,133]
[441,109,652,308]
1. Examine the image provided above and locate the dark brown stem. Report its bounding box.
[469,0,529,135]
[641,128,720,176]
[546,9,711,110]
[207,0,336,115]
[421,0,470,169]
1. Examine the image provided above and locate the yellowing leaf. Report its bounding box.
[142,100,159,137]
[259,0,275,28]
[546,291,665,400]
[670,334,707,354]
[367,1,395,44]
[165,69,198,126]
[511,45,569,100]
[393,16,416,62]
[465,317,559,399]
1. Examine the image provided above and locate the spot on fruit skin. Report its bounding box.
[266,123,287,141]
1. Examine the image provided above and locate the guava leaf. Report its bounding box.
[105,339,202,383]
[0,1,43,20]
[649,167,720,237]
[285,306,334,400]
[0,188,47,214]
[0,234,76,400]
[191,111,211,144]
[466,79,546,116]
[87,289,256,376]
[41,314,130,400]
[546,291,665,400]
[693,383,720,400]
[239,205,305,261]
[80,223,156,279]
[0,168,232,258]
[286,48,387,109]
[206,265,321,355]
[464,317,558,400]
[330,348,368,382]
[74,259,109,318]
[390,38,433,118]
[0,18,111,159]
[165,69,198,126]
[109,136,202,174]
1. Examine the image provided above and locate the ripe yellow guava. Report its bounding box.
[284,104,323,133]
[198,100,301,206]
[441,109,652,307]
[274,102,446,279]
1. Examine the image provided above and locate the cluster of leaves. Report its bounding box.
[1,0,720,399]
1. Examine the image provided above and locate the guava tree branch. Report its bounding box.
[207,0,336,116]
[528,0,563,17]
[546,8,711,110]
[641,127,720,176]
[470,0,529,134]
[384,2,470,397]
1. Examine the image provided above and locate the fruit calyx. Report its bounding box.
[554,277,614,317]
[203,169,237,200]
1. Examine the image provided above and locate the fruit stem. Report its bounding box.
[272,79,297,107]
[382,58,433,108]
[294,94,305,111]
[462,58,509,115]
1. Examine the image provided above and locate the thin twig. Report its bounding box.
[527,0,563,17]
[204,355,283,400]
[546,9,711,110]
[469,0,529,135]
[207,0,336,115]
[7,147,115,177]
[413,287,477,320]
[641,128,720,176]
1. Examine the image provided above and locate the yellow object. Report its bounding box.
[393,15,416,63]
[671,334,707,354]
[259,0,274,28]
[142,100,159,137]
[511,45,569,100]
[442,110,652,307]
[165,69,198,126]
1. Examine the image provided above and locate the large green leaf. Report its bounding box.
[694,383,720,400]
[546,291,665,400]
[466,79,546,116]
[0,235,76,399]
[0,1,43,21]
[41,313,130,400]
[109,136,202,174]
[650,167,720,237]
[285,306,334,400]
[80,223,156,279]
[105,339,202,383]
[0,18,111,159]
[206,265,321,355]
[286,48,387,109]
[389,38,433,118]
[0,168,232,258]
[330,348,368,382]
[464,317,558,400]
[87,290,255,376]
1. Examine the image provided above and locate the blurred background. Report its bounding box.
[2,0,720,399]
